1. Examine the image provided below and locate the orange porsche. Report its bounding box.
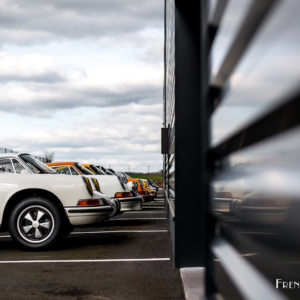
[128,178,152,202]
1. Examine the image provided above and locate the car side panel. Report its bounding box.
[0,173,92,225]
[88,175,126,197]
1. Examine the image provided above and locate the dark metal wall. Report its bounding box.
[164,0,300,299]
[164,0,209,268]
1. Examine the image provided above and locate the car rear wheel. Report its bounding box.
[9,197,63,249]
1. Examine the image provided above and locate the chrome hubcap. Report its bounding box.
[17,205,55,243]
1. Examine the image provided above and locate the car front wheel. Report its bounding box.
[9,197,63,249]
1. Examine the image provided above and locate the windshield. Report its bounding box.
[102,166,114,175]
[139,179,144,188]
[97,165,113,175]
[74,163,94,175]
[20,154,56,174]
[108,168,117,175]
[90,165,105,175]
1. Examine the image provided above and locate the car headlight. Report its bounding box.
[82,176,93,196]
[91,177,101,192]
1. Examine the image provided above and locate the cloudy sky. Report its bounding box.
[0,0,164,172]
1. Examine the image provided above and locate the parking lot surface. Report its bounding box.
[0,190,184,299]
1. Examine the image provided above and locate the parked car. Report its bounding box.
[0,153,114,249]
[141,179,157,199]
[82,164,106,175]
[119,172,131,178]
[127,178,152,202]
[103,167,126,183]
[147,179,159,191]
[82,164,135,194]
[96,165,114,175]
[47,162,142,213]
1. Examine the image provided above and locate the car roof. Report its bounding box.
[47,162,76,166]
[0,152,29,158]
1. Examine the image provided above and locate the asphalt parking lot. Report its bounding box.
[0,189,184,300]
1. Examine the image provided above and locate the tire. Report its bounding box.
[62,222,73,237]
[9,197,63,249]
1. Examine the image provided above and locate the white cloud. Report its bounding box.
[0,51,67,82]
[0,103,163,171]
[0,0,163,46]
[0,1,164,172]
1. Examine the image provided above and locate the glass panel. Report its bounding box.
[12,159,26,174]
[74,163,94,175]
[88,165,102,175]
[54,166,71,175]
[0,159,14,173]
[70,166,79,175]
[20,154,55,174]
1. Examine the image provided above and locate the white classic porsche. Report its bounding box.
[0,153,114,249]
[47,162,142,213]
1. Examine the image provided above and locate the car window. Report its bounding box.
[0,159,14,173]
[97,166,111,175]
[89,165,104,175]
[94,166,105,175]
[70,166,79,175]
[20,154,56,174]
[12,159,27,173]
[108,168,117,175]
[53,166,71,175]
[74,163,94,175]
[104,167,114,175]
[139,180,143,188]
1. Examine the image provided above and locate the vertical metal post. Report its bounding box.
[163,0,167,192]
[174,0,209,267]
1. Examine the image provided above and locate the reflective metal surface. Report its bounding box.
[211,0,252,76]
[164,0,175,215]
[212,0,300,145]
[212,126,300,299]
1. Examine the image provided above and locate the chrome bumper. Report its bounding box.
[114,196,142,212]
[65,205,113,225]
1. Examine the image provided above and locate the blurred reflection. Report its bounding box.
[212,0,300,145]
[212,127,300,297]
[213,191,234,215]
[210,0,300,297]
[211,0,251,75]
[213,179,291,227]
